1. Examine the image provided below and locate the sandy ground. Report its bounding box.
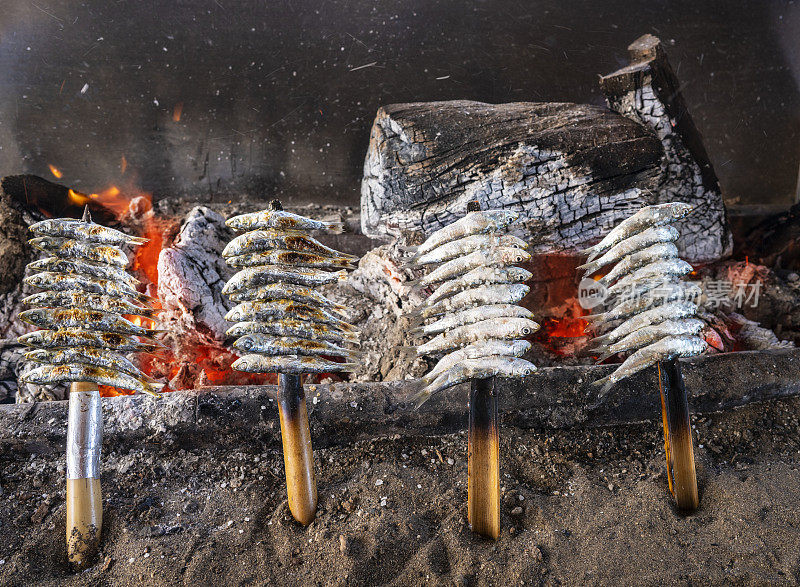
[2,394,800,586]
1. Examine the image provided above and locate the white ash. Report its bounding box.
[157,206,235,344]
[728,313,794,351]
[322,237,430,382]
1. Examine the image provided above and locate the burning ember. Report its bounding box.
[537,298,591,357]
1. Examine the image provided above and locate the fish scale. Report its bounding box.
[581,202,707,395]
[222,207,360,375]
[18,213,162,396]
[408,208,537,406]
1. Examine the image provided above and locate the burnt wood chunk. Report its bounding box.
[601,34,733,263]
[361,100,665,253]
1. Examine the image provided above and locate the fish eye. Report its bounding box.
[516,256,524,263]
[241,339,252,350]
[522,327,531,335]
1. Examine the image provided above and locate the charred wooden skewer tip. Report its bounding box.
[66,381,103,568]
[658,359,699,511]
[468,377,501,539]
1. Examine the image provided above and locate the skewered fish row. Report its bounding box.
[18,210,163,396]
[408,208,537,406]
[221,200,358,527]
[16,208,162,569]
[407,203,536,541]
[580,203,707,396]
[222,203,360,375]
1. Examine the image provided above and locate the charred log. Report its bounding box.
[600,34,733,263]
[361,100,666,253]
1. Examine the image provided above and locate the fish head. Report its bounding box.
[510,267,533,282]
[234,335,257,352]
[24,348,47,362]
[500,235,529,249]
[670,203,694,219]
[23,272,44,288]
[497,210,521,226]
[225,307,244,322]
[518,320,541,336]
[19,308,45,325]
[232,356,253,371]
[498,247,531,265]
[17,331,41,346]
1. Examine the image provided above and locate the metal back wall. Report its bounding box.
[0,0,797,207]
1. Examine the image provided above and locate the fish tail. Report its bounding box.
[128,236,150,245]
[408,379,434,409]
[143,328,167,337]
[412,388,434,409]
[136,292,159,304]
[591,375,616,397]
[583,313,606,323]
[325,221,345,234]
[577,343,601,357]
[139,307,161,319]
[577,260,600,275]
[142,381,164,397]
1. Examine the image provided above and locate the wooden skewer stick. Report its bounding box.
[463,199,500,539]
[657,358,699,510]
[267,198,317,525]
[468,376,501,539]
[277,374,318,525]
[66,381,103,568]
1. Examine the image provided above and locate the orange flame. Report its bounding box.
[48,164,63,179]
[172,102,183,122]
[68,183,164,397]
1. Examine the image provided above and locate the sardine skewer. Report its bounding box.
[223,200,359,526]
[18,206,160,568]
[410,201,532,540]
[583,202,702,511]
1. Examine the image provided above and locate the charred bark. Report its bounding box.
[361,100,665,253]
[600,34,733,263]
